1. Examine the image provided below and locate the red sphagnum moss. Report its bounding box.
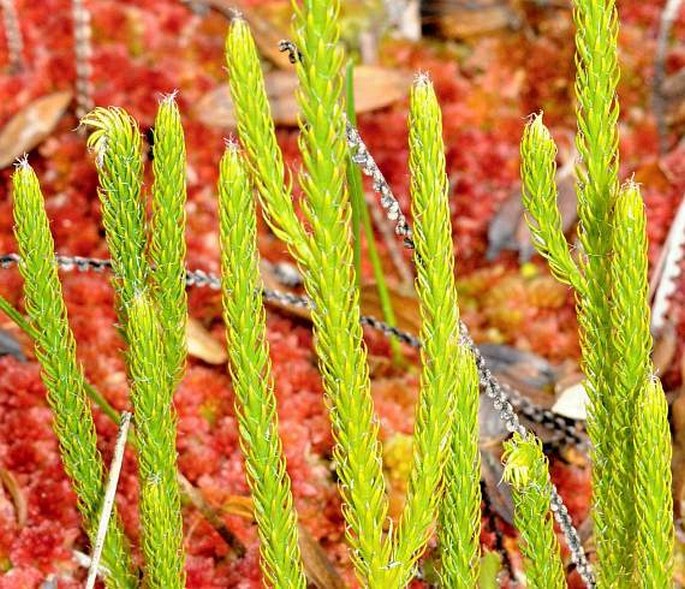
[0,0,684,586]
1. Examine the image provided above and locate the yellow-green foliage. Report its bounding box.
[218,144,306,587]
[11,162,137,589]
[225,4,478,586]
[502,434,565,589]
[520,0,675,584]
[82,103,187,588]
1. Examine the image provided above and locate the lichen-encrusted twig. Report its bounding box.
[218,143,306,587]
[0,250,587,449]
[502,434,566,589]
[346,123,413,248]
[1,0,24,73]
[72,0,94,119]
[11,161,137,589]
[650,192,685,332]
[653,0,683,154]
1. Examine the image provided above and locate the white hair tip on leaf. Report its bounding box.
[414,71,431,87]
[160,89,180,105]
[14,154,30,170]
[224,136,240,152]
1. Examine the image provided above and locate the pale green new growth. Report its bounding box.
[227,5,389,584]
[83,105,186,587]
[572,1,627,583]
[520,115,582,291]
[11,162,137,589]
[81,107,147,320]
[218,144,306,588]
[151,95,188,388]
[226,5,484,585]
[126,294,185,589]
[521,0,675,584]
[612,182,673,586]
[608,180,653,574]
[288,1,390,581]
[437,348,481,588]
[634,378,674,587]
[502,434,565,589]
[224,18,311,264]
[386,75,475,587]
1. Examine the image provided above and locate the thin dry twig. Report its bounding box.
[650,192,685,332]
[85,411,132,589]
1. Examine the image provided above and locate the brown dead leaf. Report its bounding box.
[0,91,73,169]
[222,495,255,519]
[488,156,577,262]
[195,66,412,128]
[424,0,520,39]
[222,494,347,588]
[186,318,227,364]
[653,319,678,375]
[178,473,246,556]
[0,466,27,528]
[189,0,293,69]
[481,449,514,525]
[634,159,673,193]
[359,282,421,336]
[298,525,348,589]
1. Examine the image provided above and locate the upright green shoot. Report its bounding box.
[218,144,306,588]
[83,106,186,588]
[126,293,185,589]
[287,1,389,580]
[502,434,565,589]
[227,7,483,582]
[613,182,673,586]
[520,0,675,583]
[150,94,189,388]
[11,161,137,589]
[227,7,389,584]
[386,75,477,587]
[81,108,148,322]
[633,377,674,587]
[572,0,629,582]
[437,349,481,588]
[224,18,312,264]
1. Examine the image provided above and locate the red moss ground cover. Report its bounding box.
[0,0,683,586]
